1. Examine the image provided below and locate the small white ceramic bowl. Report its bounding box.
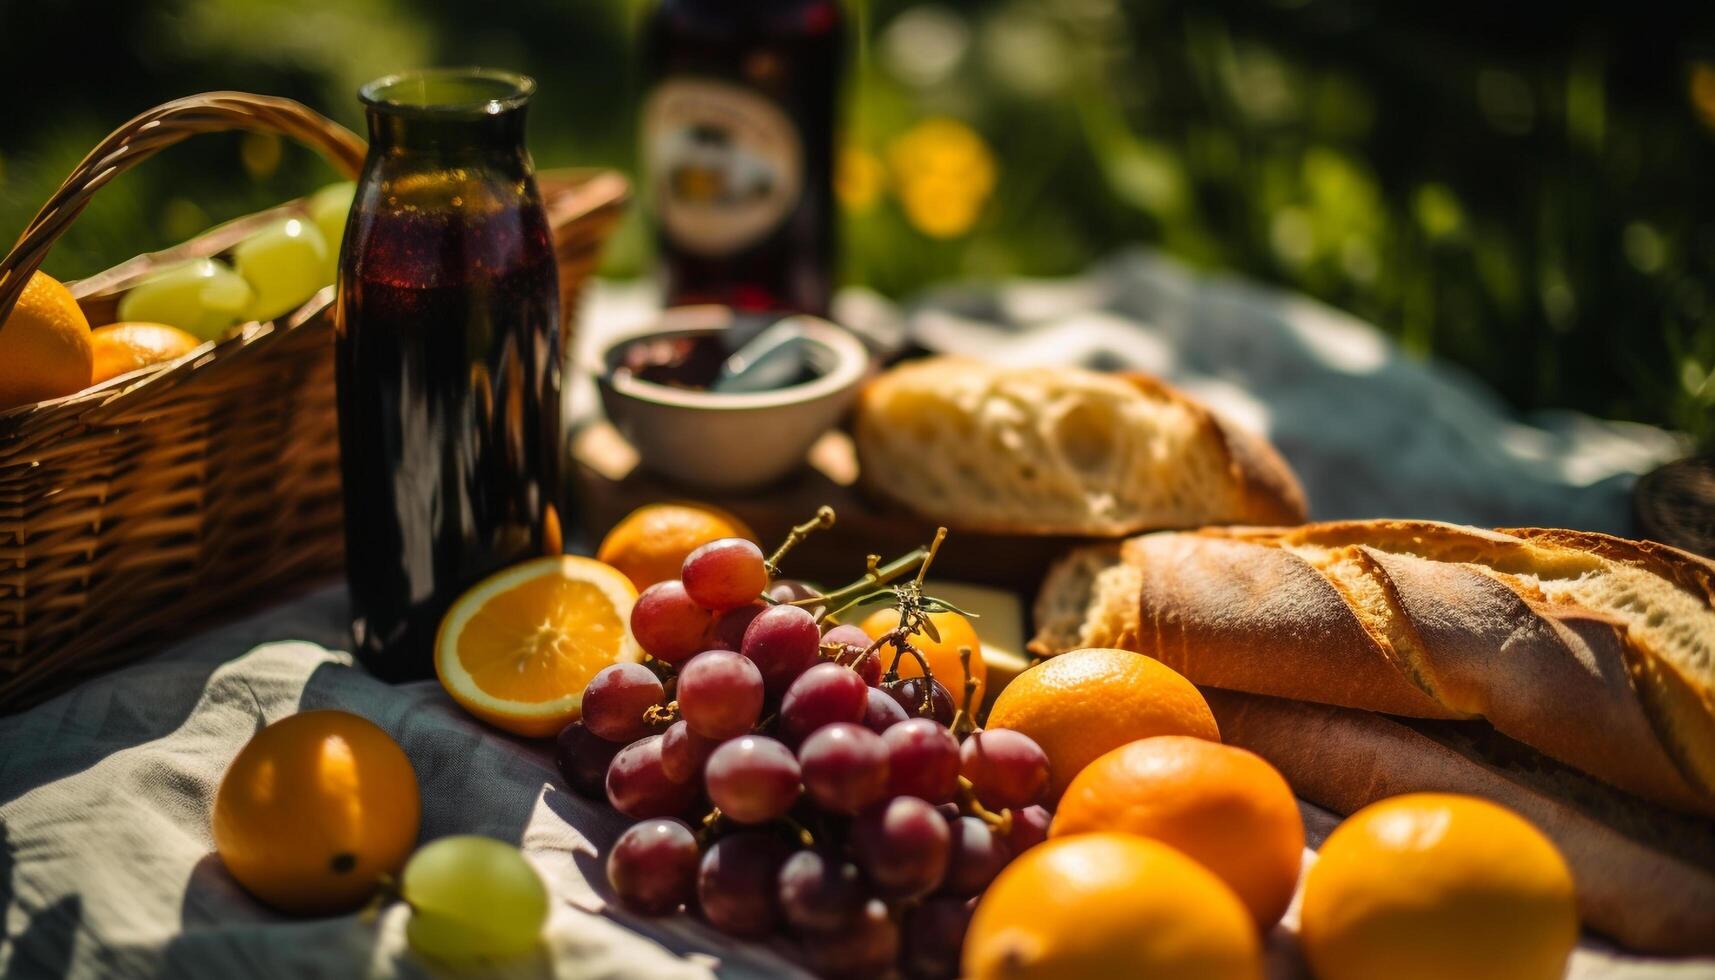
[595,308,871,491]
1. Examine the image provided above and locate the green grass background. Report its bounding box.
[1,0,1711,447]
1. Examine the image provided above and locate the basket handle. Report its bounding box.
[0,91,367,326]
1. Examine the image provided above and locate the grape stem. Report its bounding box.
[804,547,929,621]
[781,815,817,848]
[696,806,726,845]
[949,646,979,738]
[765,505,837,578]
[957,776,1014,835]
[643,699,679,727]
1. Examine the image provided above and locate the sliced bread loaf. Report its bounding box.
[852,358,1307,536]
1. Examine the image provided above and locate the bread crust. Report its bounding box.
[1031,520,1715,815]
[852,358,1307,537]
[1206,689,1715,955]
[1127,532,1457,719]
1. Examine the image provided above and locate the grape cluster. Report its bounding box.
[554,533,1052,978]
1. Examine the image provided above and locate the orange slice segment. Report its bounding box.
[436,555,642,737]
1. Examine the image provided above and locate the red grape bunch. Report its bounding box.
[554,512,1053,979]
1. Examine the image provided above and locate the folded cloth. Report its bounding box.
[0,587,807,980]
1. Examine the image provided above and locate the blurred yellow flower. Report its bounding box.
[1693,62,1715,131]
[837,146,886,213]
[886,117,997,238]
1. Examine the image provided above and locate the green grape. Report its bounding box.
[232,217,330,322]
[117,258,254,341]
[401,835,548,962]
[307,181,356,280]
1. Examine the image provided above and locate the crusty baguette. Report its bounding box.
[853,357,1307,536]
[1030,520,1715,815]
[1206,689,1715,955]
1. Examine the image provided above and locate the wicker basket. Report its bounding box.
[0,92,628,711]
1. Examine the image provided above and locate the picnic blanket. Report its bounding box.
[2,251,1705,978]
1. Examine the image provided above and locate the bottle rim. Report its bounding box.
[359,68,535,118]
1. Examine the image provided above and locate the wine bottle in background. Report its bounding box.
[642,0,844,316]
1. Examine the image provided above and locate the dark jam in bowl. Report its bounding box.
[613,330,824,391]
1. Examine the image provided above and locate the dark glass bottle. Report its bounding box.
[336,69,564,682]
[642,0,844,316]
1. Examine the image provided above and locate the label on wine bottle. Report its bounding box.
[643,77,804,257]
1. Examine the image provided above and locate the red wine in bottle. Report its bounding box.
[642,0,844,316]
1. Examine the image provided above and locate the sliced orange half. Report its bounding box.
[436,555,643,737]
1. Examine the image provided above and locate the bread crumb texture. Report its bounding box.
[856,358,1293,535]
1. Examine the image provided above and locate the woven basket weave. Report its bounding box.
[0,92,627,711]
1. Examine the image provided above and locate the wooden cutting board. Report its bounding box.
[573,421,1088,604]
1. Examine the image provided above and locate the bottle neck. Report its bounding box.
[365,106,529,160]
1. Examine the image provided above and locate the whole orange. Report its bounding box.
[1052,735,1304,928]
[1300,793,1577,980]
[858,606,987,710]
[964,832,1261,980]
[89,321,200,384]
[0,271,93,409]
[212,709,421,915]
[986,648,1218,802]
[596,502,757,591]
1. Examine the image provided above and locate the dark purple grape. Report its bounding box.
[741,604,823,697]
[767,579,823,615]
[660,719,718,783]
[677,649,764,739]
[682,538,769,611]
[780,662,868,743]
[606,734,700,819]
[631,580,713,665]
[706,601,766,652]
[607,818,701,915]
[883,717,961,804]
[882,675,956,726]
[797,899,900,978]
[819,623,869,656]
[853,649,883,686]
[556,721,623,799]
[861,686,910,734]
[582,663,665,743]
[960,728,1050,810]
[1007,805,1051,856]
[798,723,890,814]
[901,895,973,979]
[704,735,801,823]
[697,832,793,937]
[941,816,1012,897]
[777,849,868,934]
[852,796,950,899]
[820,624,882,684]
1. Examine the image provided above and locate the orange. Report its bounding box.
[964,832,1261,980]
[89,321,201,384]
[1052,735,1304,928]
[212,709,420,915]
[596,501,757,591]
[435,554,642,737]
[985,648,1219,802]
[1300,793,1578,980]
[0,270,93,409]
[859,606,987,710]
